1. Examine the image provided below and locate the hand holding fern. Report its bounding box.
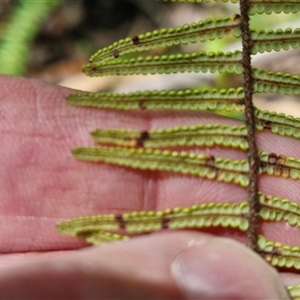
[0,75,295,298]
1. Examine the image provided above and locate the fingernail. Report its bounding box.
[170,237,289,300]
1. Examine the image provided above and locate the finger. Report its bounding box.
[0,232,289,300]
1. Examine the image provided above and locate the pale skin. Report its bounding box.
[0,75,299,299]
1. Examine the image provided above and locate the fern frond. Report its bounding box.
[72,146,300,187]
[84,231,129,244]
[91,117,300,149]
[250,0,300,14]
[72,146,250,187]
[89,16,241,64]
[255,108,300,139]
[159,0,300,14]
[91,124,249,150]
[57,201,250,238]
[252,28,300,54]
[67,89,300,141]
[258,235,300,270]
[91,112,300,150]
[287,284,300,299]
[59,0,300,294]
[253,68,300,95]
[260,151,300,180]
[57,192,300,243]
[260,194,300,227]
[67,87,245,112]
[89,19,300,64]
[82,50,243,77]
[57,214,121,236]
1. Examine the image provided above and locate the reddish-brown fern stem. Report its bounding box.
[239,0,260,251]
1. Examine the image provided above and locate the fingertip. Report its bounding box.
[171,236,289,300]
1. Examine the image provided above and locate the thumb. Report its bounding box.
[171,234,289,299]
[0,232,289,299]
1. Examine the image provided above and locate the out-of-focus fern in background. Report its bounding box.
[0,1,171,82]
[0,0,62,75]
[0,0,299,115]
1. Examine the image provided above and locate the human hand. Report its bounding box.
[0,75,294,298]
